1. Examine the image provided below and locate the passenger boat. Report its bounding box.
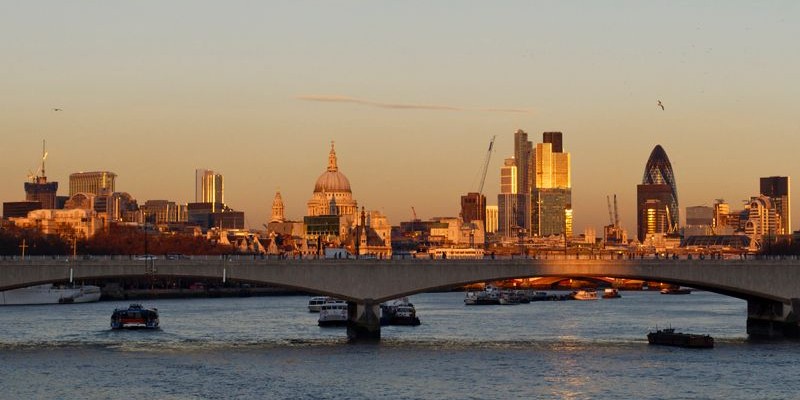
[307,296,331,312]
[464,285,501,305]
[571,288,598,300]
[0,284,102,305]
[110,304,160,329]
[660,287,692,295]
[380,298,421,326]
[647,328,714,348]
[318,301,349,327]
[602,288,622,299]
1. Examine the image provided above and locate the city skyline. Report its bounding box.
[2,2,798,233]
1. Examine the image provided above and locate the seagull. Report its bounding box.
[657,100,664,111]
[53,108,63,111]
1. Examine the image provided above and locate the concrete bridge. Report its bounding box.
[2,258,799,340]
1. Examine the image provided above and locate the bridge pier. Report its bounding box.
[347,299,381,341]
[747,298,800,339]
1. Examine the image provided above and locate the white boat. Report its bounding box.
[307,296,331,312]
[318,301,349,326]
[572,288,598,300]
[0,284,102,305]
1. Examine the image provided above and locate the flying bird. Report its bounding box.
[53,108,63,111]
[657,100,664,111]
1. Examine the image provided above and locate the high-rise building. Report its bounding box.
[69,171,116,196]
[485,205,498,234]
[745,195,781,241]
[460,192,486,226]
[514,129,532,233]
[636,145,679,242]
[542,131,563,153]
[195,169,224,206]
[497,157,520,239]
[760,176,790,234]
[531,132,571,237]
[500,158,517,195]
[532,188,572,237]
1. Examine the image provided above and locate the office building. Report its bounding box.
[69,171,116,196]
[195,169,224,208]
[485,205,498,234]
[760,176,790,234]
[460,192,486,226]
[531,132,572,237]
[637,145,679,242]
[514,129,532,233]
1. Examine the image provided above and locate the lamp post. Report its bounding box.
[19,239,28,260]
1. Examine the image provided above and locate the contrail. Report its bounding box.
[296,94,531,114]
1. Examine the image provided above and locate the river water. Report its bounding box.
[0,291,798,399]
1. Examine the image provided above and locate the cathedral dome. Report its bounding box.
[313,143,352,194]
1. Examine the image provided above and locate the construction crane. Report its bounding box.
[477,135,497,196]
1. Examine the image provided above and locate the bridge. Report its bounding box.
[2,258,799,340]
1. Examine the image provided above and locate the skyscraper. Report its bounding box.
[531,132,571,237]
[636,145,679,242]
[760,176,790,234]
[195,169,224,206]
[460,192,486,226]
[514,129,532,233]
[497,157,520,238]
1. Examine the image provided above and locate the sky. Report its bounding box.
[1,1,799,235]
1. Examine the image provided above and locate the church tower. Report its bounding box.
[271,191,285,223]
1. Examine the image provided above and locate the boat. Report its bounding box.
[602,288,622,299]
[318,301,349,327]
[110,304,160,329]
[647,328,714,348]
[0,284,101,305]
[464,285,501,305]
[529,291,550,302]
[660,287,692,295]
[571,288,598,300]
[499,292,521,305]
[380,298,421,326]
[307,296,331,312]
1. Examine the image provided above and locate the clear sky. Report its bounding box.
[2,1,798,234]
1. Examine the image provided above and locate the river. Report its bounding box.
[0,290,798,399]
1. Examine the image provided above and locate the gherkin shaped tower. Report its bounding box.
[637,145,679,241]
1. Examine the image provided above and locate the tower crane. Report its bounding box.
[477,135,497,196]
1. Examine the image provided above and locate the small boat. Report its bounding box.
[318,301,349,327]
[647,328,714,348]
[110,304,159,329]
[571,288,598,300]
[380,298,421,326]
[307,296,331,312]
[602,288,621,299]
[660,287,692,295]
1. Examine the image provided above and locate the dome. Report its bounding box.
[314,171,352,193]
[313,142,352,193]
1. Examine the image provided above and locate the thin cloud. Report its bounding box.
[296,94,531,114]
